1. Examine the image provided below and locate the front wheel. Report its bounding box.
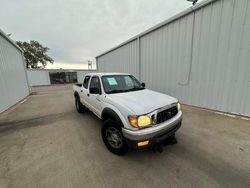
[101,119,128,155]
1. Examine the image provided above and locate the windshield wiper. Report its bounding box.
[126,87,145,92]
[107,87,145,94]
[107,89,126,94]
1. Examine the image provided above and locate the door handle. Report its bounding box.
[96,98,101,102]
[87,94,89,97]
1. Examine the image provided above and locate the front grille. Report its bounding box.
[156,106,178,124]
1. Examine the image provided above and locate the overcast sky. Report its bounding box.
[0,0,200,69]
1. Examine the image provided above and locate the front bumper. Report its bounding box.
[122,111,182,146]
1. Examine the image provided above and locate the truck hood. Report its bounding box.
[107,89,178,115]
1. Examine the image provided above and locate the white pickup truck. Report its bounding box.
[73,73,182,155]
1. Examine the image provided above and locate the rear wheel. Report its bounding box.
[102,119,128,155]
[75,97,85,113]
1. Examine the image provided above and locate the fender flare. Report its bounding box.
[101,108,124,127]
[74,91,79,98]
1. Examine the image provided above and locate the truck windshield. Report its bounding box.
[102,75,145,94]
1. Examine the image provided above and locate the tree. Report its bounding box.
[16,40,54,69]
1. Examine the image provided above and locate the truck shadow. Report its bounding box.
[0,111,76,134]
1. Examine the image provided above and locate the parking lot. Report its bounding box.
[0,85,249,188]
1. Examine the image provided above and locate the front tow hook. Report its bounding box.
[153,144,163,153]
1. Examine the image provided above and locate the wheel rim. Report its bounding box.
[106,127,123,149]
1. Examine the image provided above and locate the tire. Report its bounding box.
[75,97,85,113]
[101,119,128,155]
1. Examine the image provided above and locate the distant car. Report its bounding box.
[73,73,182,155]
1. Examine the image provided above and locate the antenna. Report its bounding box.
[187,0,198,5]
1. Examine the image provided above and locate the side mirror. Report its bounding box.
[141,83,146,88]
[90,87,101,94]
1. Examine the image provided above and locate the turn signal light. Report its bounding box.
[128,116,138,128]
[137,140,149,147]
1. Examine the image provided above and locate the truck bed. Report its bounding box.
[75,83,82,87]
[73,83,82,93]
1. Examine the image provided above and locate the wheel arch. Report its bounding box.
[74,91,79,98]
[101,108,124,127]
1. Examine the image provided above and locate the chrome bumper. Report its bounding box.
[122,111,182,141]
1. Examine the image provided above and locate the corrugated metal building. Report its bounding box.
[27,69,96,86]
[0,29,30,113]
[96,0,250,116]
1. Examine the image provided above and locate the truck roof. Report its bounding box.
[86,72,130,77]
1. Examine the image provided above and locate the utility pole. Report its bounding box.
[88,60,92,70]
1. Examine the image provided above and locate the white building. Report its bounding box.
[0,29,30,113]
[27,69,96,86]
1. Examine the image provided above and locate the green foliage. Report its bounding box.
[16,40,54,69]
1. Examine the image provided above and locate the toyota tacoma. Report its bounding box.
[73,73,182,155]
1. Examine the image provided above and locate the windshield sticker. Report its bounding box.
[107,77,118,85]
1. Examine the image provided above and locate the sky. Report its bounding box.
[0,0,201,70]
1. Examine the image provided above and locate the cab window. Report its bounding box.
[83,76,90,89]
[90,76,101,93]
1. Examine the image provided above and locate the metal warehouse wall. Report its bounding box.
[96,0,250,116]
[98,40,139,78]
[0,31,30,113]
[27,70,51,86]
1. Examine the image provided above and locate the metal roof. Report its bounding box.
[0,28,23,53]
[85,72,129,76]
[96,0,218,59]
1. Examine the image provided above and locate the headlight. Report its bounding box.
[138,116,152,128]
[128,115,152,128]
[177,102,181,111]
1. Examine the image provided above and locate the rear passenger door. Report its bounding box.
[80,75,91,108]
